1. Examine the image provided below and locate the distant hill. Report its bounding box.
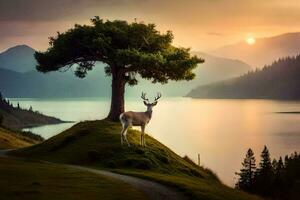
[213,32,300,68]
[0,67,111,98]
[0,45,36,72]
[187,55,300,99]
[0,45,251,97]
[0,94,63,129]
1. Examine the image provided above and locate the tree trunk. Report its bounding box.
[107,66,125,121]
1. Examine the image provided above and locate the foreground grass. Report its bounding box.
[0,127,42,149]
[14,120,262,200]
[0,157,146,200]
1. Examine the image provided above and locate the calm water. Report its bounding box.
[9,97,300,186]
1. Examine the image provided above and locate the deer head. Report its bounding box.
[141,92,161,112]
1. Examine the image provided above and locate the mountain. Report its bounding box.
[187,55,300,99]
[0,45,36,72]
[0,45,251,97]
[0,67,111,98]
[213,32,300,68]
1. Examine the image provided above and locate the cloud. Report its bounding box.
[1,0,300,51]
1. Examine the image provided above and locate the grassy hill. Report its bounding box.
[0,127,43,149]
[0,157,146,200]
[14,120,261,200]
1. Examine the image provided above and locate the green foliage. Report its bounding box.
[235,148,256,192]
[35,17,203,85]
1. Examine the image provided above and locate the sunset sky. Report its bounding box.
[1,0,300,52]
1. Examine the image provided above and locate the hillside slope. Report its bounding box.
[188,55,300,99]
[0,127,43,149]
[0,96,63,129]
[14,120,261,200]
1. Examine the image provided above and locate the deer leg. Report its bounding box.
[124,132,130,147]
[123,123,130,147]
[120,124,125,146]
[121,122,129,146]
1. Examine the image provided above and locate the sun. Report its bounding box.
[246,37,256,45]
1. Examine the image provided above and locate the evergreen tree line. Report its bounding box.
[0,91,34,112]
[236,146,300,199]
[189,54,300,99]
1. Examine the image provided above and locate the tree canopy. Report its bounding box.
[35,16,203,85]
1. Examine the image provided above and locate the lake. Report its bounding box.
[9,97,300,186]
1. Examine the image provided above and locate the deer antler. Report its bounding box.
[141,92,149,102]
[154,92,162,102]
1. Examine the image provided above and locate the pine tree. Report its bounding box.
[254,145,274,196]
[272,157,285,198]
[236,148,256,192]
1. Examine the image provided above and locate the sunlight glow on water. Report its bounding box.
[10,97,300,186]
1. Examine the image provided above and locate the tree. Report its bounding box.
[254,145,274,196]
[35,17,203,121]
[236,148,256,192]
[272,157,286,199]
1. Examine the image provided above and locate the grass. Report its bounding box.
[0,126,42,149]
[0,157,146,200]
[113,170,261,200]
[14,119,262,200]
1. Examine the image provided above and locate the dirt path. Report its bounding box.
[72,166,188,200]
[0,150,188,200]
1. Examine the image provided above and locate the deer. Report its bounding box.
[119,92,161,147]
